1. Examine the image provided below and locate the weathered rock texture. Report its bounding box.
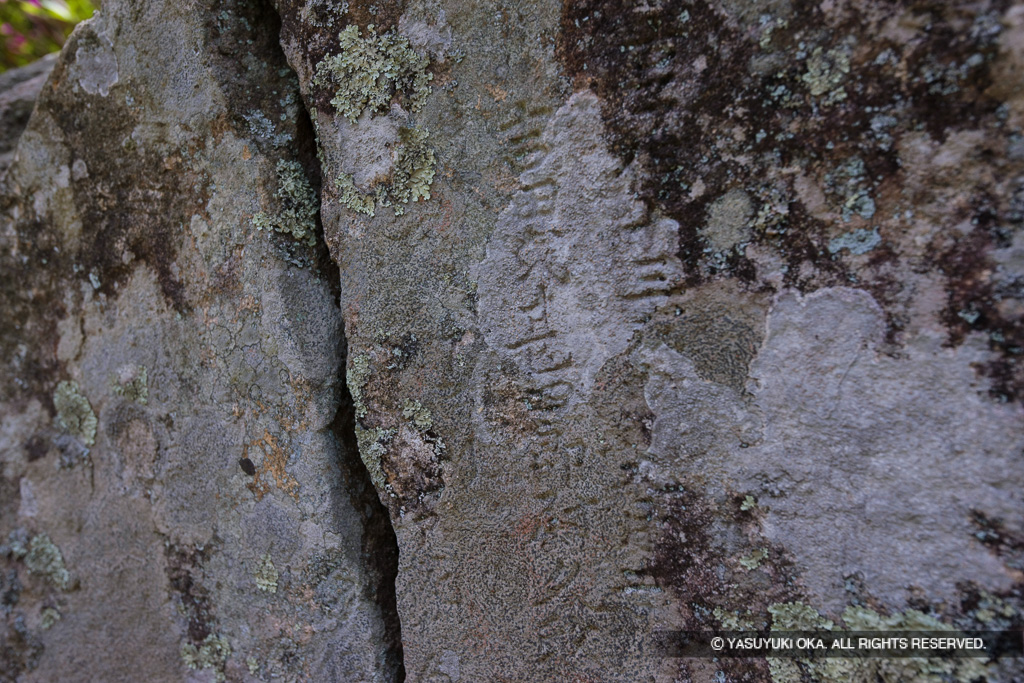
[2,0,1024,681]
[0,54,56,179]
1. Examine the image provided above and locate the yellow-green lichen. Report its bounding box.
[254,553,278,593]
[23,534,70,589]
[112,364,148,404]
[252,160,318,247]
[54,380,96,446]
[402,398,432,430]
[314,24,432,123]
[335,126,436,217]
[181,633,231,682]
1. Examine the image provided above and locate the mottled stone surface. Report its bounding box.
[1,2,399,681]
[0,54,56,179]
[2,0,1024,681]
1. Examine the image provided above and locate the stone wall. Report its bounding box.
[2,1,1022,681]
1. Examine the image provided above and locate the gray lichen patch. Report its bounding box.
[254,553,278,593]
[23,534,70,590]
[334,125,436,217]
[704,188,754,252]
[828,227,881,256]
[650,308,762,394]
[314,24,433,123]
[53,380,97,446]
[252,160,319,247]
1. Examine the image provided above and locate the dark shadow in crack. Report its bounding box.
[331,347,407,682]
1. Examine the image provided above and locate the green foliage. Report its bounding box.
[1,0,95,72]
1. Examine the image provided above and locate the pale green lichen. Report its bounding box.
[335,126,436,217]
[969,590,1016,624]
[181,634,231,682]
[24,534,70,590]
[402,398,433,430]
[387,126,436,207]
[826,156,875,223]
[354,425,394,491]
[802,46,850,105]
[40,607,61,630]
[758,17,788,49]
[738,548,767,570]
[54,380,97,446]
[112,364,148,404]
[335,173,379,216]
[714,606,755,630]
[740,495,757,511]
[769,602,834,631]
[348,354,371,419]
[246,656,259,674]
[841,605,945,631]
[254,553,278,593]
[768,603,988,682]
[314,24,432,123]
[252,160,318,247]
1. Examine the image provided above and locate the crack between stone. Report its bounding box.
[257,3,406,680]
